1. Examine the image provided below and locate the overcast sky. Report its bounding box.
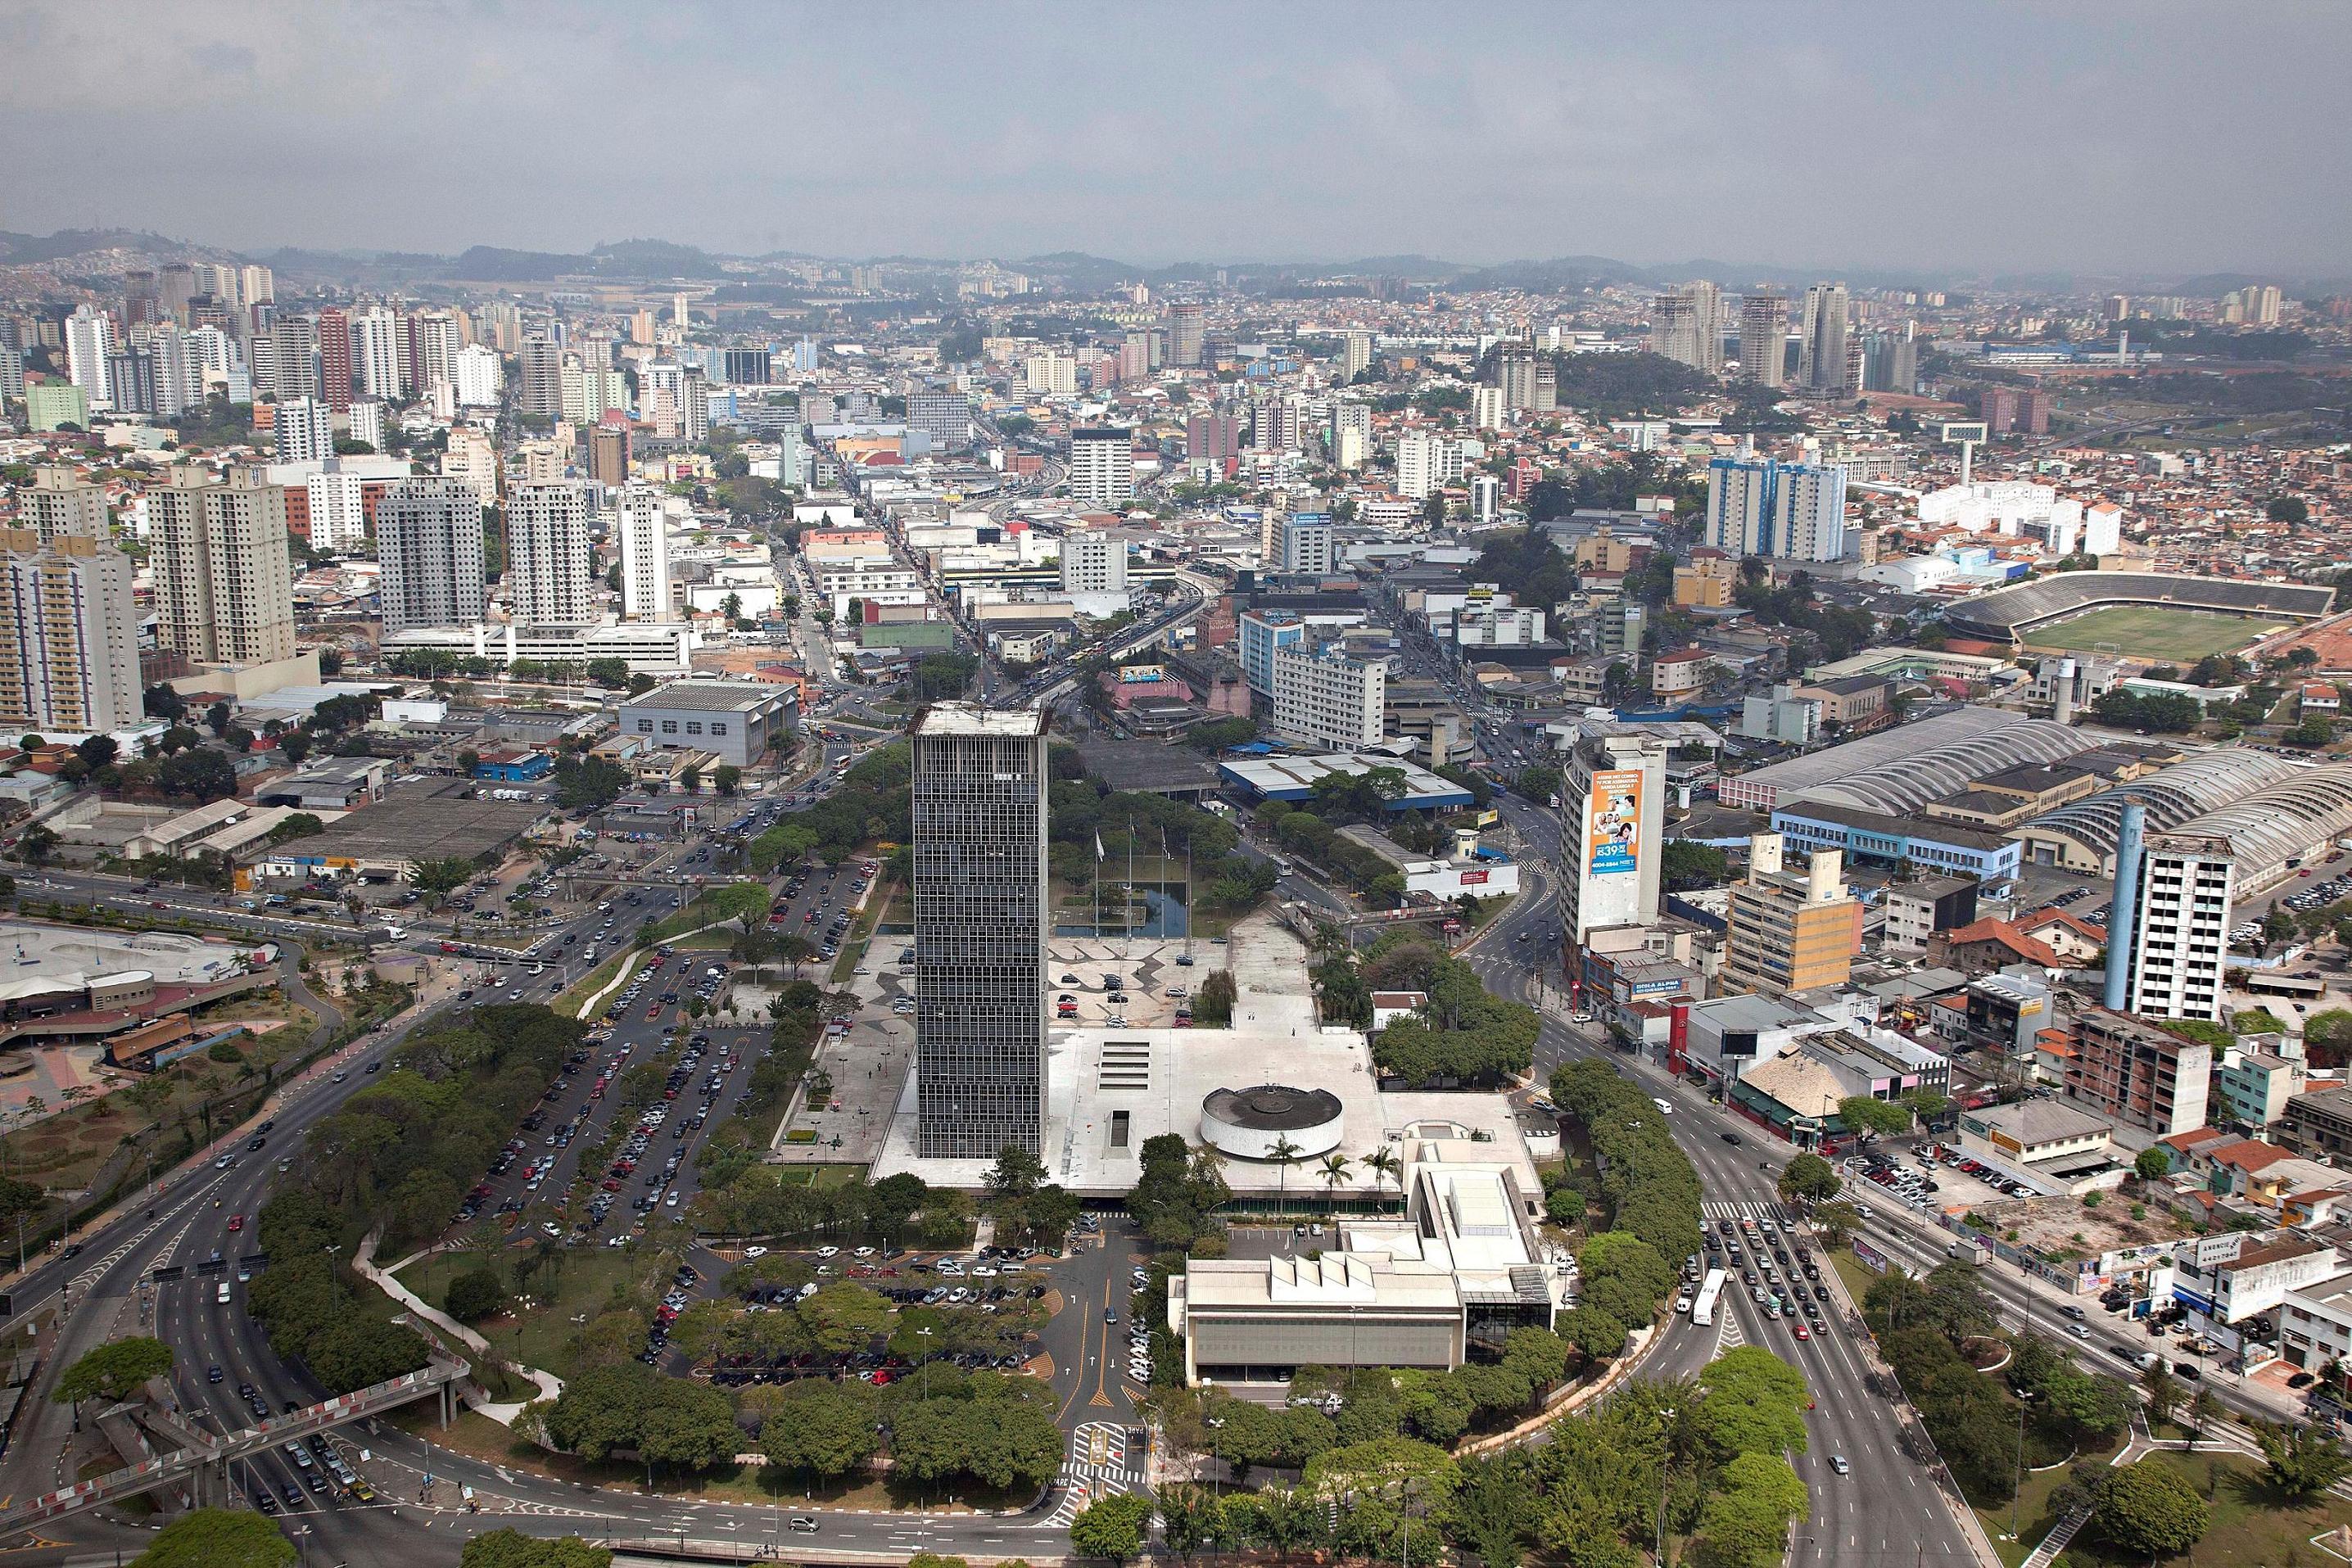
[3,1,2345,279]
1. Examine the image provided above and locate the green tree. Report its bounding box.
[758,1380,880,1478]
[585,657,632,689]
[132,1509,296,1568]
[1694,1453,1811,1568]
[640,1378,740,1469]
[1693,1347,1811,1459]
[1192,969,1237,1026]
[2092,1459,2210,1558]
[2134,1146,2172,1182]
[2252,1418,2352,1499]
[459,1532,613,1568]
[54,1336,174,1404]
[158,746,239,802]
[1069,1492,1155,1561]
[1777,1153,1841,1204]
[445,1265,507,1322]
[713,765,742,797]
[1836,1095,1912,1140]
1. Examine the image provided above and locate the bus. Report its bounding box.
[1690,1268,1728,1328]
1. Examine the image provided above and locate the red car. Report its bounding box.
[226,1213,244,1231]
[645,1005,662,1020]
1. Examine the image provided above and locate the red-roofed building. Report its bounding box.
[1929,917,2060,975]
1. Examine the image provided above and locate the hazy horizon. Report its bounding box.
[4,0,2346,278]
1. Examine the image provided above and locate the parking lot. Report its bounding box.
[1843,1141,2028,1213]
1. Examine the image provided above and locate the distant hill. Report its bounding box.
[0,228,220,265]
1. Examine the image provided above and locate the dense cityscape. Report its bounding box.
[0,9,2349,1568]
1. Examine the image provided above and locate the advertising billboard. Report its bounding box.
[1585,770,1644,877]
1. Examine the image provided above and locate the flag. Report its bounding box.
[1095,831,1106,862]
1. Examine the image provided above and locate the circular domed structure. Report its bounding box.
[1200,1084,1345,1160]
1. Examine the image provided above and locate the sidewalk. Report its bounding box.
[353,1230,563,1424]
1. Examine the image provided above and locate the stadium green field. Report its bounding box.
[2020,603,2284,661]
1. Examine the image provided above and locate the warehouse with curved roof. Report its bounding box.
[1721,707,2082,813]
[2174,761,2352,895]
[2012,748,2309,874]
[1790,716,2087,817]
[1944,572,2335,643]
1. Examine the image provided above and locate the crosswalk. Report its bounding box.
[1703,1199,1798,1224]
[1048,1420,1142,1525]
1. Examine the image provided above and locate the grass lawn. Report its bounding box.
[2023,604,2281,662]
[394,1240,683,1383]
[773,1164,863,1189]
[554,947,640,1019]
[2029,1448,2352,1568]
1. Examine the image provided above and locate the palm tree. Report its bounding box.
[1316,1153,1353,1219]
[1269,1136,1303,1215]
[1364,1145,1401,1205]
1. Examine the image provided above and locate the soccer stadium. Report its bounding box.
[1943,572,2335,659]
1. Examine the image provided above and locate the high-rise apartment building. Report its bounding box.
[504,481,591,626]
[911,704,1050,1159]
[1237,608,1305,696]
[1270,644,1385,751]
[1187,407,1243,465]
[147,466,297,665]
[518,337,563,418]
[0,531,142,735]
[1279,513,1334,574]
[103,348,157,416]
[907,391,973,452]
[21,468,108,544]
[1471,385,1507,432]
[270,315,319,402]
[1721,833,1859,996]
[408,312,459,394]
[376,477,487,634]
[64,307,115,411]
[2115,829,2235,1021]
[1739,292,1789,386]
[352,308,402,400]
[1339,330,1372,381]
[302,467,369,552]
[587,424,630,488]
[1167,303,1205,368]
[1059,529,1128,597]
[452,342,503,409]
[1497,346,1540,411]
[1704,456,1848,563]
[159,264,197,324]
[238,264,275,310]
[1557,730,1667,957]
[1022,352,1076,397]
[346,399,385,454]
[148,326,198,417]
[1069,427,1134,508]
[316,307,353,409]
[1798,283,1851,394]
[1396,431,1463,500]
[273,396,332,463]
[441,425,499,508]
[617,485,675,622]
[1651,281,1722,374]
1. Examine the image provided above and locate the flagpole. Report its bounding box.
[1125,816,1136,963]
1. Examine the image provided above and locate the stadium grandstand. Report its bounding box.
[1720,707,2085,813]
[1943,572,2335,644]
[2011,748,2309,875]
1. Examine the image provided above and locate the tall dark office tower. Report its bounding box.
[911,704,1048,1159]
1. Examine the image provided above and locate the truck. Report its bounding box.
[1690,1268,1728,1327]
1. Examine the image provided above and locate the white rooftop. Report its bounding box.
[911,703,1047,738]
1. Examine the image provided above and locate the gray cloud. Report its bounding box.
[2,0,2345,277]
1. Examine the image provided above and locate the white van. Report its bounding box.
[216,1282,232,1304]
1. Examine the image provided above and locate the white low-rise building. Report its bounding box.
[1169,1132,1562,1381]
